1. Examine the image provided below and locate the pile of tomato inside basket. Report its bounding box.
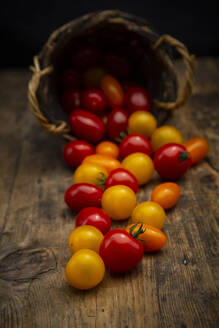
[59,45,209,290]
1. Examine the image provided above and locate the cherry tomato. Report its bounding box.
[105,168,139,193]
[102,185,137,220]
[96,141,119,159]
[65,249,105,290]
[61,89,82,112]
[68,225,104,254]
[106,108,128,140]
[100,74,124,107]
[82,154,121,173]
[119,134,152,159]
[128,111,157,138]
[64,183,103,212]
[121,152,154,185]
[103,52,131,79]
[63,140,94,168]
[151,182,181,209]
[69,109,105,143]
[76,207,111,234]
[83,66,106,88]
[154,143,191,180]
[59,68,80,89]
[74,163,108,187]
[132,201,166,229]
[151,126,184,151]
[99,229,144,272]
[125,87,151,114]
[82,88,107,115]
[126,223,167,252]
[183,137,209,166]
[72,45,99,69]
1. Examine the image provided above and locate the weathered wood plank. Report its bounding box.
[0,59,219,328]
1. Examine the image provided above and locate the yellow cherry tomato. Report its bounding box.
[132,201,166,229]
[65,249,105,290]
[68,225,104,254]
[128,111,157,138]
[96,141,119,159]
[151,182,180,209]
[74,163,108,187]
[83,67,106,88]
[151,126,184,151]
[102,185,137,220]
[82,154,121,173]
[121,152,154,185]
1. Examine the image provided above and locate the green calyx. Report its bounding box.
[129,223,146,242]
[96,172,107,187]
[115,131,127,143]
[179,151,189,162]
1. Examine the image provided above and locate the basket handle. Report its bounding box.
[153,34,197,110]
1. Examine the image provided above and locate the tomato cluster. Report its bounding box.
[61,44,209,290]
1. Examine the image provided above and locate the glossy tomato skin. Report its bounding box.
[107,108,128,140]
[82,154,121,173]
[126,223,167,252]
[100,75,124,107]
[63,140,94,168]
[125,87,151,114]
[119,134,152,158]
[99,229,144,272]
[183,137,209,166]
[96,141,119,159]
[151,182,180,209]
[82,89,107,115]
[59,68,80,89]
[105,168,139,193]
[64,183,103,212]
[72,45,99,69]
[69,109,105,143]
[61,89,82,112]
[76,207,111,234]
[154,143,191,180]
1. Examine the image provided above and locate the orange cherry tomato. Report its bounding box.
[126,223,167,252]
[100,74,124,106]
[183,137,209,166]
[96,141,119,159]
[82,154,121,173]
[151,182,180,209]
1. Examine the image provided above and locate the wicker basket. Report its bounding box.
[28,10,196,141]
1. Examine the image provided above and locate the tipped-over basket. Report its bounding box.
[28,10,196,141]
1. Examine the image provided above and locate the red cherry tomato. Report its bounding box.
[72,45,99,69]
[103,52,131,79]
[99,229,144,272]
[69,109,105,143]
[59,68,81,89]
[76,207,111,235]
[154,143,191,180]
[82,88,107,115]
[105,168,139,193]
[100,75,124,107]
[119,134,152,159]
[63,140,94,168]
[126,87,151,114]
[107,108,128,140]
[61,89,82,112]
[64,183,103,212]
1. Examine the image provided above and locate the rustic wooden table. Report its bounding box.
[0,58,219,328]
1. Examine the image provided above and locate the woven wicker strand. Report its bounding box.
[153,34,196,110]
[28,57,71,135]
[28,32,196,139]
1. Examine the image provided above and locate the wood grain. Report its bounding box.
[0,59,219,328]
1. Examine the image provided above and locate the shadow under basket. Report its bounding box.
[28,10,196,141]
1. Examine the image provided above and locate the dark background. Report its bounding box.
[1,0,219,68]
